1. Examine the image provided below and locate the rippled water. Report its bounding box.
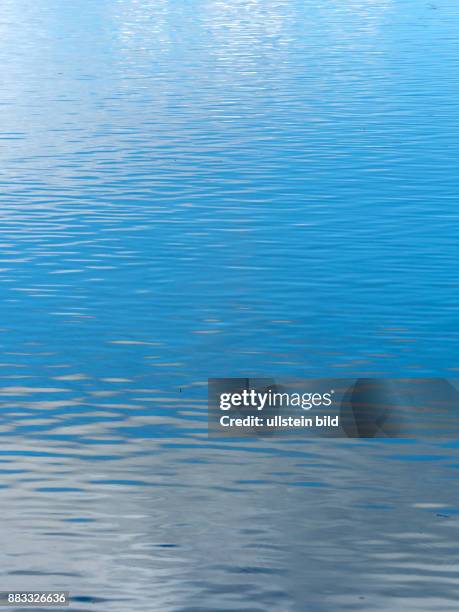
[1,0,459,610]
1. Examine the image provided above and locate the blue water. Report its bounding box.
[1,0,459,610]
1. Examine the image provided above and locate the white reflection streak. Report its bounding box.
[112,0,172,58]
[203,0,291,68]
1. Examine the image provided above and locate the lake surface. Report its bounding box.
[1,0,459,610]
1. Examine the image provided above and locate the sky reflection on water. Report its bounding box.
[1,0,459,610]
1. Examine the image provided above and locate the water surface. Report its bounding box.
[1,1,459,610]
